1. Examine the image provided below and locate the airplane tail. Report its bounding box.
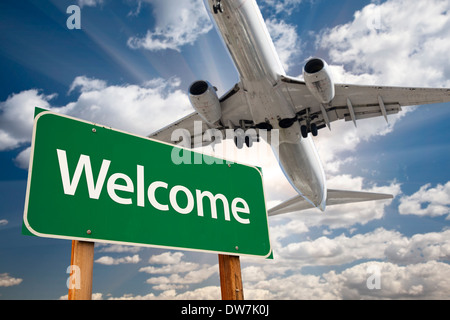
[268,189,393,216]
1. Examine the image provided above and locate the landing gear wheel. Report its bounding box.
[234,136,244,149]
[311,123,318,137]
[245,136,253,148]
[213,2,223,14]
[301,125,308,139]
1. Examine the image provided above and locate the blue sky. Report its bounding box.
[0,0,449,299]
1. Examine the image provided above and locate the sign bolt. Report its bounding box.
[86,230,92,235]
[235,246,239,250]
[92,128,96,133]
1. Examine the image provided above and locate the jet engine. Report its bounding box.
[189,80,222,126]
[303,58,335,104]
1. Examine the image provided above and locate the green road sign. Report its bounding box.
[23,109,271,258]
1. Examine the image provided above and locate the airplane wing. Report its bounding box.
[150,76,450,145]
[280,75,450,130]
[268,189,394,216]
[149,82,251,147]
[149,111,207,146]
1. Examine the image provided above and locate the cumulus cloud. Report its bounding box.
[243,259,450,300]
[108,286,220,300]
[140,262,199,275]
[62,76,191,136]
[265,19,301,72]
[127,0,213,52]
[138,251,218,295]
[13,147,32,170]
[274,227,450,266]
[319,0,450,87]
[239,224,450,299]
[306,1,450,180]
[96,243,142,253]
[262,0,303,16]
[399,182,450,218]
[0,90,57,151]
[60,292,103,300]
[3,0,450,301]
[148,251,184,265]
[68,76,107,94]
[0,273,23,287]
[385,230,450,264]
[77,0,103,8]
[84,259,450,300]
[0,75,191,169]
[95,254,141,265]
[145,265,217,285]
[274,176,400,230]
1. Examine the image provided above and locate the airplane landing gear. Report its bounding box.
[301,123,318,138]
[233,129,259,149]
[213,0,223,14]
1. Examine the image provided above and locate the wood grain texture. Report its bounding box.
[68,240,94,300]
[218,254,244,300]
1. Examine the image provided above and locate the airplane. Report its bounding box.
[149,0,450,215]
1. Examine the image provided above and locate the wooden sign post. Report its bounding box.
[68,240,95,300]
[218,254,244,300]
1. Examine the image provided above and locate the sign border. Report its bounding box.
[23,109,272,259]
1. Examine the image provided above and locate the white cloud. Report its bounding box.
[385,230,450,264]
[240,225,450,299]
[77,0,103,8]
[0,273,23,287]
[337,261,450,300]
[265,19,300,72]
[97,244,142,253]
[108,286,220,300]
[0,90,56,151]
[145,264,217,285]
[399,182,450,218]
[62,76,191,136]
[319,0,450,87]
[0,76,191,169]
[242,265,268,283]
[104,259,450,299]
[312,104,413,175]
[243,260,450,300]
[68,76,107,94]
[273,176,400,230]
[262,0,303,16]
[273,227,450,267]
[13,147,31,170]
[127,0,213,52]
[148,251,184,265]
[92,227,449,299]
[95,254,141,265]
[3,0,450,301]
[136,251,219,296]
[59,292,103,300]
[278,228,394,266]
[139,261,199,275]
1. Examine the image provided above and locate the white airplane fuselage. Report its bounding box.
[204,0,327,210]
